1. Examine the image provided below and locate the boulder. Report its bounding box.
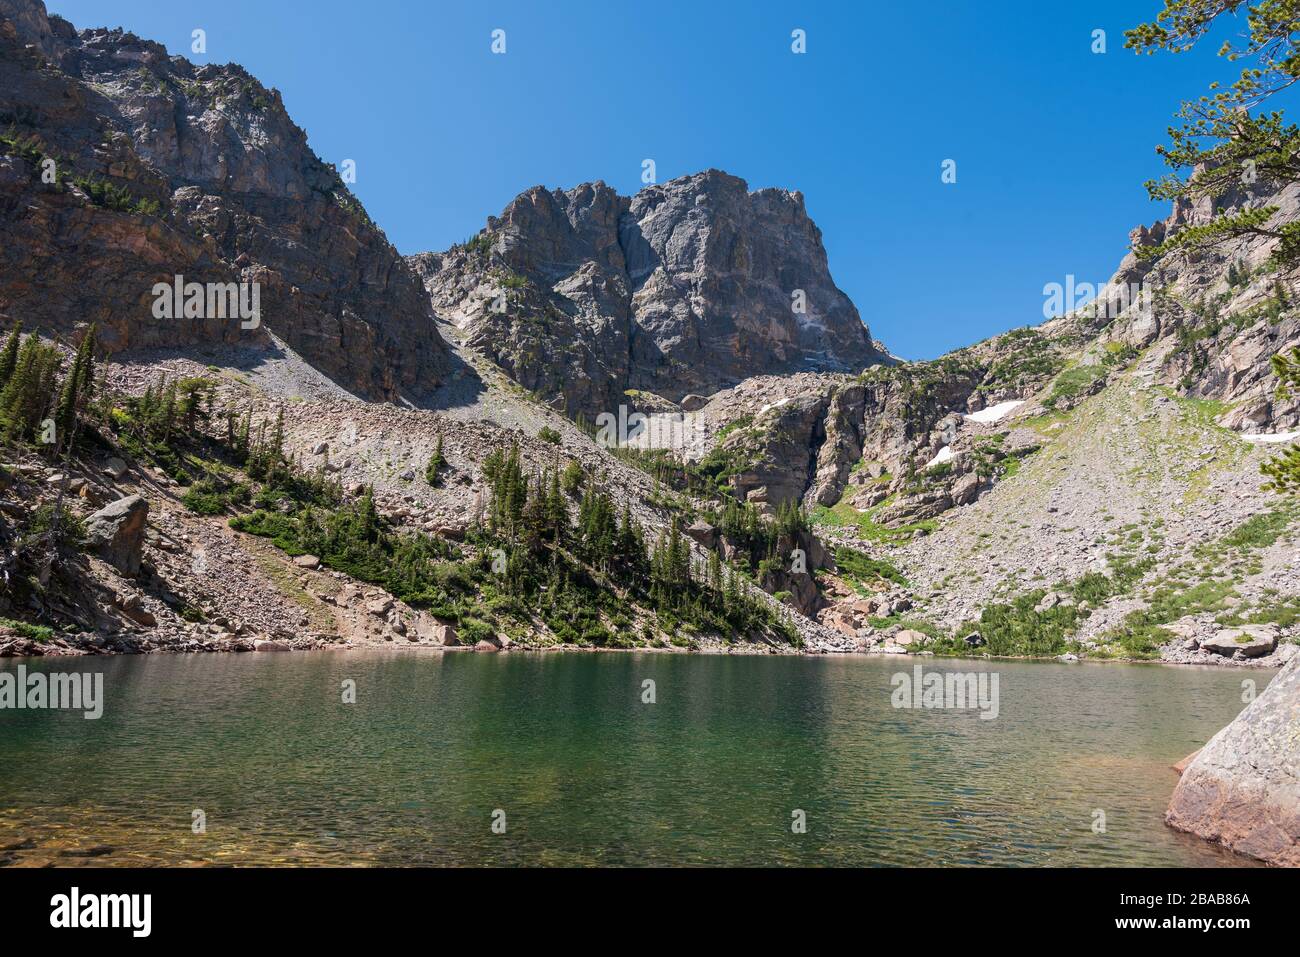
[365,596,394,617]
[876,492,952,525]
[682,519,718,550]
[963,632,985,648]
[413,617,458,646]
[1200,626,1277,659]
[1167,656,1300,866]
[84,494,148,575]
[292,554,321,570]
[851,598,878,616]
[951,471,983,506]
[1034,591,1074,614]
[893,628,928,648]
[117,594,156,627]
[474,639,500,653]
[680,394,708,412]
[48,474,86,493]
[850,486,890,509]
[102,457,129,480]
[253,638,291,652]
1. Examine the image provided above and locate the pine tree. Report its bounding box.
[1264,346,1300,493]
[488,444,526,541]
[236,408,251,461]
[75,324,96,397]
[0,335,38,440]
[159,379,177,443]
[615,502,643,571]
[177,376,209,431]
[649,533,667,604]
[0,321,22,390]
[546,468,566,542]
[425,434,446,486]
[521,472,548,554]
[0,335,59,444]
[53,325,95,451]
[53,358,79,448]
[270,407,285,458]
[707,549,723,602]
[722,564,739,614]
[561,459,583,496]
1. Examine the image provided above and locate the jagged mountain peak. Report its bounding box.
[410,168,886,418]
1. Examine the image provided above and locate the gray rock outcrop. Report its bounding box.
[409,170,887,419]
[1167,656,1300,866]
[84,494,148,575]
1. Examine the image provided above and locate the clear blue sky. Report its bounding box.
[46,0,1247,359]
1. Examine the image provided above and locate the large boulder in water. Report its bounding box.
[84,494,148,576]
[1166,656,1300,866]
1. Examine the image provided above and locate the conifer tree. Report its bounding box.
[546,467,567,542]
[426,434,446,486]
[0,321,21,389]
[707,549,723,602]
[0,335,59,443]
[1264,346,1300,492]
[1127,3,1300,497]
[54,325,95,451]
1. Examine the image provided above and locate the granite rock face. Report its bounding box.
[0,0,449,400]
[409,170,886,418]
[1167,656,1300,866]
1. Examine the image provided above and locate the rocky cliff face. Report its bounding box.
[1167,655,1300,866]
[409,170,886,418]
[684,172,1300,523]
[0,0,449,400]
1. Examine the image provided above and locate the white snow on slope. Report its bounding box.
[926,446,954,469]
[1240,431,1300,445]
[965,400,1024,424]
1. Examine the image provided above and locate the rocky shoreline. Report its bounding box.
[3,626,1291,667]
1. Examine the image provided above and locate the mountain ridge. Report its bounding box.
[0,0,451,401]
[408,168,889,419]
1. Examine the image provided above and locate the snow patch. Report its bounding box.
[925,446,954,468]
[1240,430,1300,445]
[965,400,1024,424]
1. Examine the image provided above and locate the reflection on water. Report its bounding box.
[0,651,1266,867]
